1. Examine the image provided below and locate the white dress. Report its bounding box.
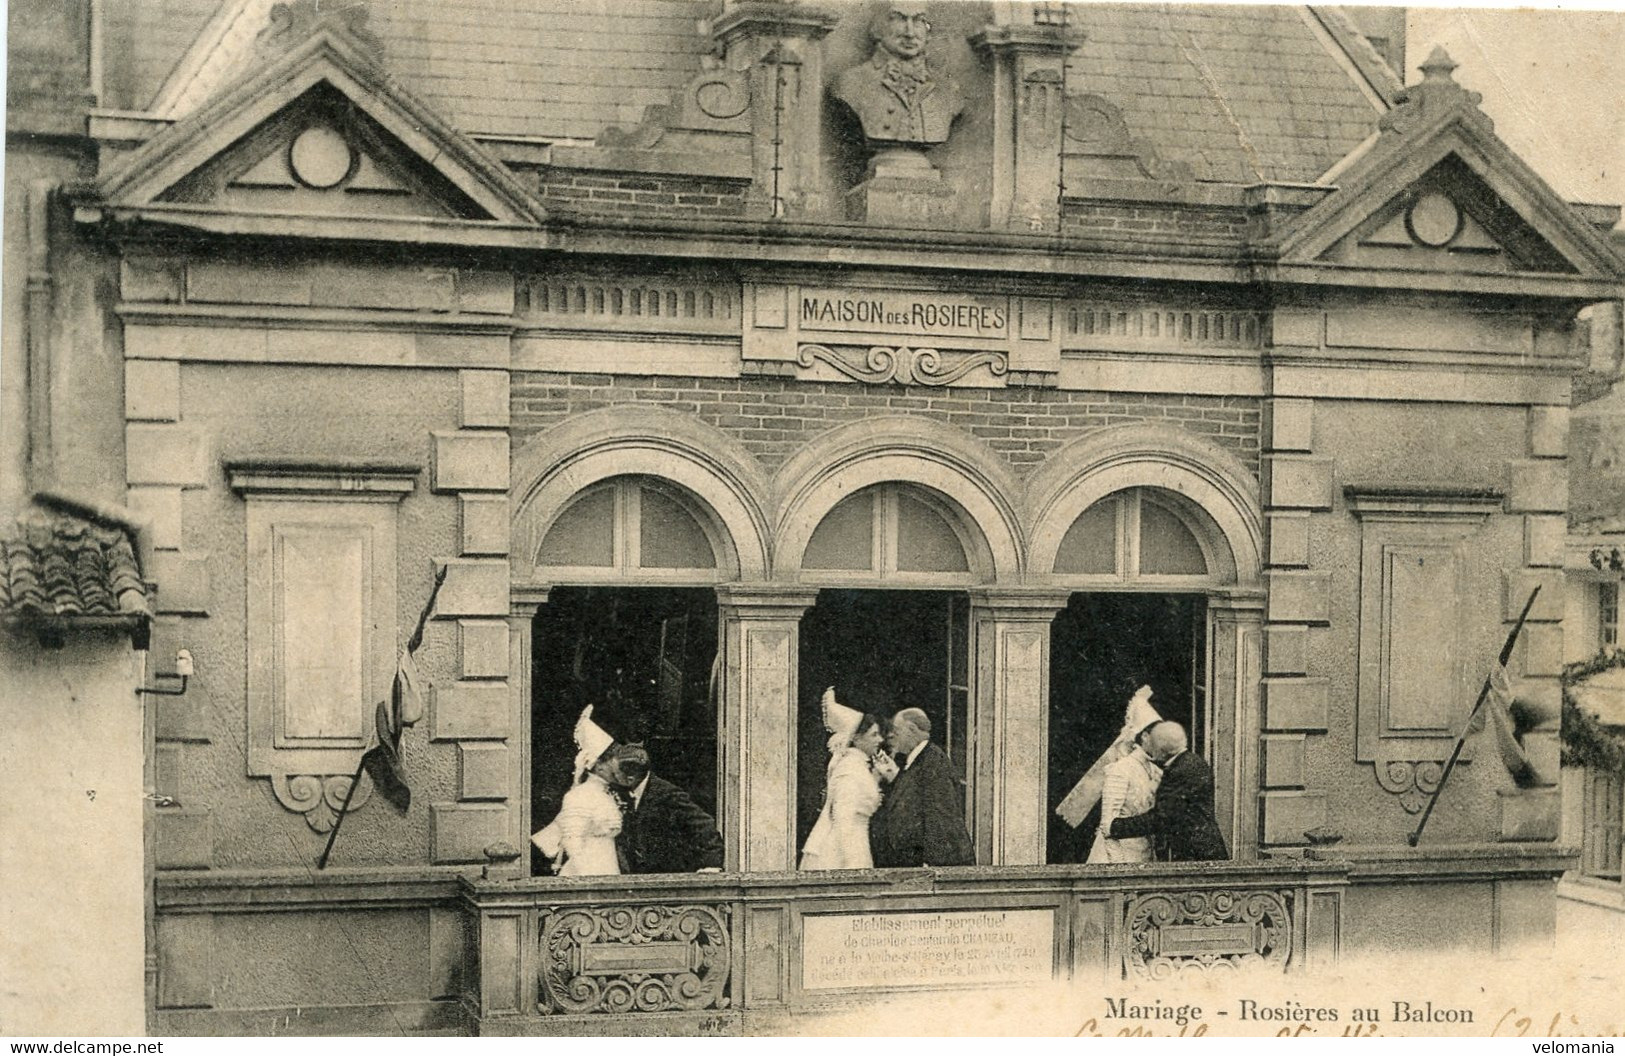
[532,773,623,876]
[1087,748,1162,864]
[799,747,883,870]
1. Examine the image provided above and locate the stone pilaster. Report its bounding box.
[970,23,1078,231]
[1208,593,1267,859]
[710,2,839,219]
[716,585,819,872]
[429,370,519,865]
[968,588,1070,866]
[1259,397,1330,847]
[1499,404,1569,841]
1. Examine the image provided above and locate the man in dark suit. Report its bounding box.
[870,709,975,868]
[610,745,724,874]
[1109,721,1229,862]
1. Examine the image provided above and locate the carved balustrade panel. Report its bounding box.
[1122,889,1293,979]
[537,903,732,1015]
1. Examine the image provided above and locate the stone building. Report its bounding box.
[4,0,1623,1036]
[1560,298,1625,949]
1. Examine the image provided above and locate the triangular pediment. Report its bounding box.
[1278,67,1622,282]
[97,28,545,226]
[1316,154,1575,274]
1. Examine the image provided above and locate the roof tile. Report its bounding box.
[0,507,150,627]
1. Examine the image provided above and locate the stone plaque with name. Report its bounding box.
[798,287,1010,340]
[801,908,1054,991]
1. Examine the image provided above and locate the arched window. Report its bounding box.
[802,483,978,584]
[1053,488,1220,584]
[536,476,720,581]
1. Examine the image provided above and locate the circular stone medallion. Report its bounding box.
[289,125,354,189]
[1406,192,1462,247]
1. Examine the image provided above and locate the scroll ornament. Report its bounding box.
[538,903,731,1014]
[271,772,372,832]
[1374,759,1445,814]
[1123,889,1292,979]
[796,344,1008,387]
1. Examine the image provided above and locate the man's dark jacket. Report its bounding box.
[1109,750,1229,862]
[870,743,975,868]
[620,775,725,873]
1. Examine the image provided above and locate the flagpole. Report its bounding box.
[316,757,368,870]
[1407,585,1541,847]
[316,563,447,869]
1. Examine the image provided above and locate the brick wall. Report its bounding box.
[511,373,1260,477]
[533,170,749,221]
[1060,202,1249,255]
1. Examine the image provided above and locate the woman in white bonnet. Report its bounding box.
[799,687,897,870]
[531,705,623,876]
[1054,685,1166,864]
[1086,687,1165,865]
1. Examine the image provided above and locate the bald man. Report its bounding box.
[869,708,975,867]
[1108,721,1229,862]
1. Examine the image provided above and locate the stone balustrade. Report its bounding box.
[459,860,1350,1035]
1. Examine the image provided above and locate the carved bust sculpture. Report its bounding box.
[832,2,963,147]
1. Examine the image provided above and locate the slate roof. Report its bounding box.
[129,0,1391,184]
[145,0,712,142]
[1072,4,1389,183]
[100,0,222,112]
[372,0,712,143]
[0,507,150,627]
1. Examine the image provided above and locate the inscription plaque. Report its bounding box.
[799,287,1010,339]
[801,908,1053,990]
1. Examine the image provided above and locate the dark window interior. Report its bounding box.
[1047,592,1206,864]
[795,589,970,851]
[531,586,719,875]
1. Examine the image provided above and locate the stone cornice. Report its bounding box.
[968,23,1076,57]
[1343,485,1505,520]
[458,858,1354,911]
[77,200,1623,303]
[709,2,841,51]
[713,584,822,618]
[1302,842,1577,882]
[156,866,466,911]
[225,460,421,499]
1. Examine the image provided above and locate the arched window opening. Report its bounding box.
[1054,499,1117,575]
[536,486,615,567]
[536,476,720,580]
[1052,488,1220,584]
[803,483,975,583]
[1138,498,1207,575]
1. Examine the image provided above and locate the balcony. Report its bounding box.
[460,860,1349,1035]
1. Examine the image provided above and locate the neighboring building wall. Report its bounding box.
[2,0,149,1036]
[0,634,145,1035]
[3,0,112,510]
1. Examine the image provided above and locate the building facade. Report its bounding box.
[1559,299,1625,954]
[4,0,1624,1036]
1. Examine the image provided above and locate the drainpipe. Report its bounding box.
[26,179,56,492]
[88,0,103,108]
